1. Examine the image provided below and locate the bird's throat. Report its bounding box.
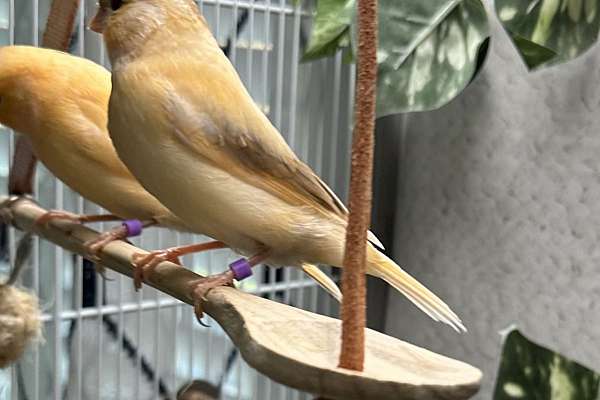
[103,0,205,68]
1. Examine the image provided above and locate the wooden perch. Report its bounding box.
[0,196,482,400]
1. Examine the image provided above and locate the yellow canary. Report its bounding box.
[0,46,185,228]
[0,45,342,302]
[94,0,463,330]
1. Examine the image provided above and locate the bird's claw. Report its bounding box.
[131,249,182,291]
[94,263,114,281]
[131,249,182,267]
[195,310,211,327]
[190,270,235,326]
[35,210,82,228]
[84,225,128,256]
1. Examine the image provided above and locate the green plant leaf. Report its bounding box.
[303,0,490,115]
[493,328,600,400]
[496,0,600,70]
[376,0,490,116]
[302,0,356,61]
[511,34,559,69]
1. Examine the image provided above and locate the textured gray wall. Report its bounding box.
[383,11,600,399]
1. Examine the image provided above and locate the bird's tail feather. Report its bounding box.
[301,263,342,302]
[366,246,466,332]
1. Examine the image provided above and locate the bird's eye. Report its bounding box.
[110,0,123,10]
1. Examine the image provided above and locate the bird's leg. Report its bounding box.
[37,212,127,276]
[131,240,228,290]
[190,249,270,323]
[84,219,157,257]
[35,211,122,227]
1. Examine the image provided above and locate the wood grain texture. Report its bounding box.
[0,196,481,399]
[205,288,481,399]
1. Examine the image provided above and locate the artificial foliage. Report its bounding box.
[496,0,600,70]
[304,0,600,115]
[494,329,600,400]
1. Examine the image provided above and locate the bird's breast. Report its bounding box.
[108,78,345,267]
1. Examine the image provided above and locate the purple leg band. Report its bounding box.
[229,258,253,281]
[122,219,143,237]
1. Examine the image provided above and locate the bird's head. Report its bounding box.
[90,0,207,65]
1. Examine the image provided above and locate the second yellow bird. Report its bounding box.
[92,0,465,331]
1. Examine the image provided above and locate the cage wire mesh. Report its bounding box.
[0,0,356,399]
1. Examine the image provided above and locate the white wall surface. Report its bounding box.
[384,7,600,398]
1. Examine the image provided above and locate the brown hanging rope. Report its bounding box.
[8,137,37,195]
[338,0,378,371]
[8,0,81,195]
[42,0,81,50]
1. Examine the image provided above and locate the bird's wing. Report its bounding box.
[64,81,135,182]
[151,56,347,217]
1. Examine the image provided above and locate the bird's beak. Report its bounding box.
[89,6,110,34]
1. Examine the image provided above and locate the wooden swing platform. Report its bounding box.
[1,196,481,399]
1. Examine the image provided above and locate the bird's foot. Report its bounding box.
[35,211,120,228]
[35,210,83,228]
[84,225,129,257]
[94,262,114,281]
[131,249,183,290]
[190,250,269,324]
[130,241,227,291]
[84,219,154,258]
[190,269,236,324]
